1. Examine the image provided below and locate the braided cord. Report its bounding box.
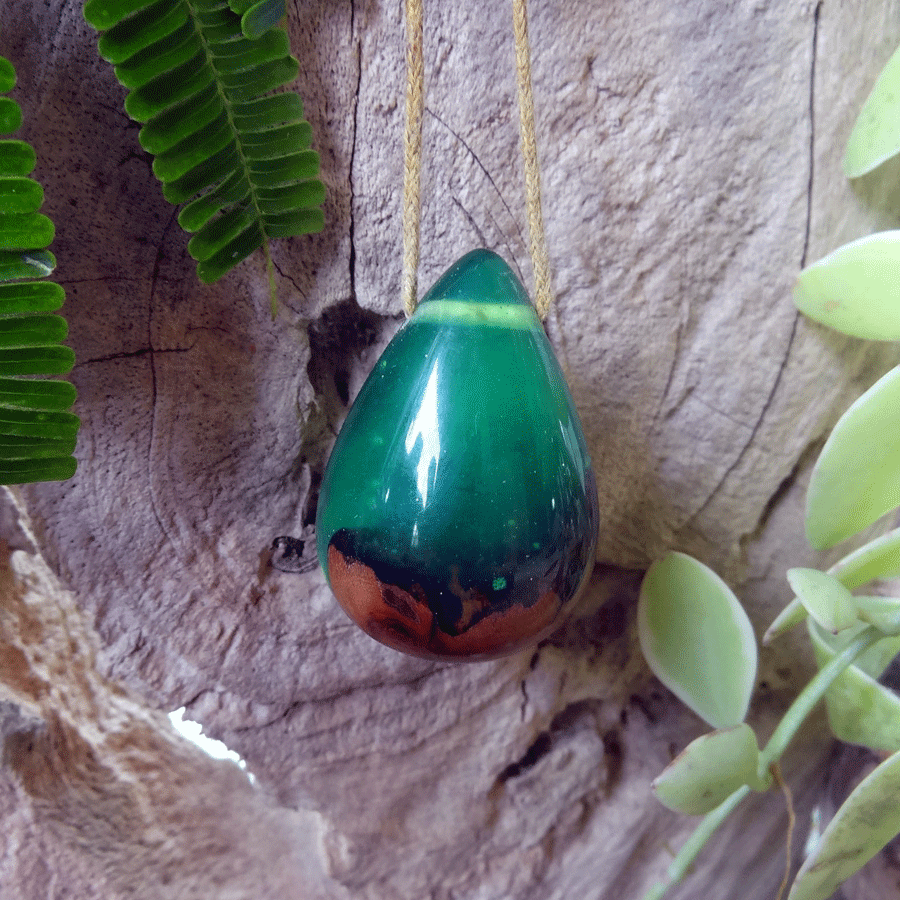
[401,0,553,318]
[512,0,553,319]
[402,0,425,317]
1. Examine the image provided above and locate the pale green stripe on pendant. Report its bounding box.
[411,299,541,329]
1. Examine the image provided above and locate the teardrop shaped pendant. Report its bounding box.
[316,250,598,660]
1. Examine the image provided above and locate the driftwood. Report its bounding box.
[2,0,900,897]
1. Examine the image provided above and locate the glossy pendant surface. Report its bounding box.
[316,249,598,660]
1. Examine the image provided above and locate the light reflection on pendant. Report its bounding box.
[316,249,598,660]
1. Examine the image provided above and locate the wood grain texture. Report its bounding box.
[2,0,900,898]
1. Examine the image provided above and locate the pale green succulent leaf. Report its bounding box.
[806,363,900,550]
[653,723,767,816]
[789,750,900,900]
[794,232,900,340]
[844,41,900,176]
[808,620,900,751]
[853,595,900,635]
[812,619,900,680]
[764,536,900,645]
[829,526,900,589]
[786,568,858,634]
[638,552,757,729]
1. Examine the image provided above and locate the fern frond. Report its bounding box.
[0,55,78,484]
[83,0,325,309]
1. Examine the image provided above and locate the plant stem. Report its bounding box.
[829,525,900,589]
[644,785,751,900]
[642,625,882,900]
[764,598,806,645]
[756,626,880,779]
[765,532,900,644]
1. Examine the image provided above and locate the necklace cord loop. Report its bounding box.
[402,0,425,318]
[401,0,553,320]
[512,0,553,320]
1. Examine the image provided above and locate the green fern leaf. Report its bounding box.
[0,58,15,93]
[84,0,325,308]
[227,0,286,39]
[0,54,78,484]
[0,97,23,133]
[0,250,56,281]
[0,140,36,176]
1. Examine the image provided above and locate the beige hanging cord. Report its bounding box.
[512,0,553,320]
[402,0,425,317]
[401,0,553,319]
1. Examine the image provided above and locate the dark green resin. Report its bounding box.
[316,250,598,660]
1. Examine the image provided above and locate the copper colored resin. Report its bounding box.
[327,543,590,660]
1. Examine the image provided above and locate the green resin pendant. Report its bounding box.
[316,249,598,660]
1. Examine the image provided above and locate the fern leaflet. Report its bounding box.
[227,0,286,39]
[83,0,326,306]
[0,51,78,483]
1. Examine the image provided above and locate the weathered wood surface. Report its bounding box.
[3,0,900,897]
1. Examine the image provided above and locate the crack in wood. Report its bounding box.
[655,320,683,423]
[451,194,489,247]
[499,698,607,784]
[425,107,526,271]
[147,209,181,552]
[800,0,822,272]
[77,344,195,366]
[270,257,307,305]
